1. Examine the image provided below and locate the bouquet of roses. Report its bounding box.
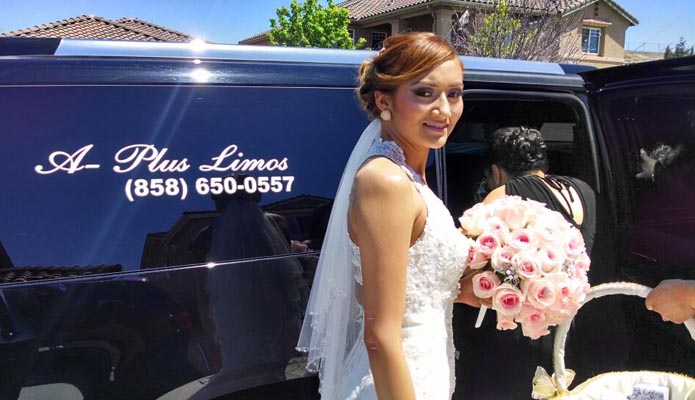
[460,195,591,339]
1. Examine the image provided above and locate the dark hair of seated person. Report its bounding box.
[485,126,548,177]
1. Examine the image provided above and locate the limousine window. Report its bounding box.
[443,94,594,220]
[0,85,368,273]
[598,82,695,270]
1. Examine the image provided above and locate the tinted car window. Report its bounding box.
[0,85,368,271]
[598,83,695,273]
[444,95,593,219]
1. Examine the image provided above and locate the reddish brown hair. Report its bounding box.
[357,32,463,119]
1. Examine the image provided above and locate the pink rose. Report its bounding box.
[563,229,586,260]
[547,298,581,325]
[551,275,572,306]
[572,253,591,276]
[508,228,537,253]
[546,277,587,323]
[569,280,590,304]
[512,251,541,279]
[485,216,510,240]
[496,314,518,331]
[522,279,557,310]
[467,245,489,270]
[472,271,501,298]
[459,203,489,236]
[524,198,547,212]
[533,221,560,247]
[491,246,514,272]
[523,199,549,227]
[517,305,551,339]
[492,283,524,317]
[493,198,528,230]
[537,245,565,274]
[476,231,499,256]
[569,268,589,286]
[546,210,572,234]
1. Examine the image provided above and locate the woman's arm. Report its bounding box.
[349,159,419,400]
[646,279,695,323]
[455,272,483,306]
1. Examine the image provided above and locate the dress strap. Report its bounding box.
[366,137,425,185]
[539,175,576,220]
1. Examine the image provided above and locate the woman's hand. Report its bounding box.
[635,148,658,180]
[645,279,695,324]
[455,272,491,308]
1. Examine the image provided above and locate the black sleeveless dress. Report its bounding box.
[505,175,596,254]
[454,175,598,400]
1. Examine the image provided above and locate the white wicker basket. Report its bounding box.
[532,282,695,400]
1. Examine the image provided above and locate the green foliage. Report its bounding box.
[467,0,522,58]
[664,45,673,59]
[665,37,694,58]
[268,0,367,49]
[453,0,578,62]
[674,37,694,57]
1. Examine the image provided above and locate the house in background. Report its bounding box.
[240,0,638,68]
[0,14,197,42]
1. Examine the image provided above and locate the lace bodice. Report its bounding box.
[343,138,471,399]
[351,138,468,310]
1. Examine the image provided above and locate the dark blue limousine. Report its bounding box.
[0,37,693,399]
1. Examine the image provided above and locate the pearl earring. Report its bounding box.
[380,109,392,121]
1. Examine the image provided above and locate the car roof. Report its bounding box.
[581,54,695,92]
[0,37,588,88]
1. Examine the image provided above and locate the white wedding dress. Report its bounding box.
[337,139,470,399]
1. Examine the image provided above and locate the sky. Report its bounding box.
[1,0,694,53]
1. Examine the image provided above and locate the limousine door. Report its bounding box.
[580,56,695,281]
[580,55,695,376]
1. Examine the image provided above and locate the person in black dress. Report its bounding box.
[454,126,607,399]
[482,126,596,252]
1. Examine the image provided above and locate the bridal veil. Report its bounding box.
[297,119,381,399]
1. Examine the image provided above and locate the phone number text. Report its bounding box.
[124,176,295,202]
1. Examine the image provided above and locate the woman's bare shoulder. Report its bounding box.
[353,157,413,198]
[483,185,506,204]
[349,157,418,246]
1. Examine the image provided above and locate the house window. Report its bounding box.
[581,27,601,55]
[371,32,387,50]
[348,29,355,44]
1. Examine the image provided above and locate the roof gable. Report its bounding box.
[566,0,638,25]
[1,14,195,42]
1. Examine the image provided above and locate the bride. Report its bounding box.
[297,32,471,399]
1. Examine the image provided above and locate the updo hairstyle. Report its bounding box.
[357,32,462,120]
[486,126,549,177]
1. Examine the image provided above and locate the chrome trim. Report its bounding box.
[53,39,567,75]
[55,39,374,64]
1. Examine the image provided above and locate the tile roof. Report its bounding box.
[0,14,195,42]
[337,0,430,20]
[115,17,194,42]
[239,29,272,44]
[338,0,637,25]
[0,265,123,284]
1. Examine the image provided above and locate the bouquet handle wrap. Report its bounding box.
[553,282,695,394]
[475,305,488,328]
